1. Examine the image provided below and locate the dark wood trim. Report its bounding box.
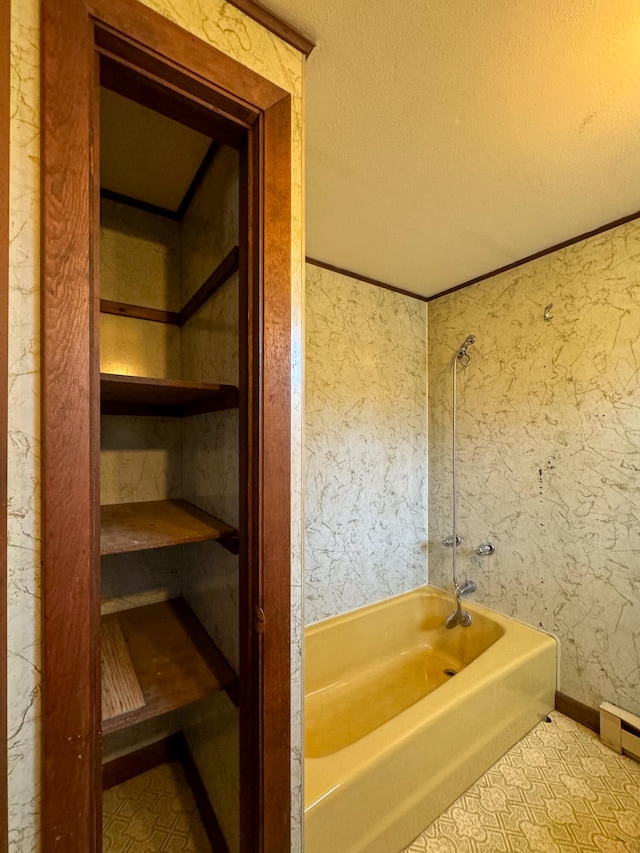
[91,49,104,849]
[427,208,640,302]
[179,246,240,325]
[238,129,255,847]
[0,0,9,848]
[176,141,218,220]
[238,89,292,853]
[555,691,600,734]
[98,49,248,149]
[42,1,100,849]
[257,93,292,853]
[100,187,179,220]
[42,2,293,850]
[99,298,181,324]
[306,256,429,303]
[225,0,314,57]
[102,732,230,853]
[92,18,264,122]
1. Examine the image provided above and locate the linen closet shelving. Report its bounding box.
[98,88,242,740]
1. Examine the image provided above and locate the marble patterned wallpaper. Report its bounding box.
[100,549,182,617]
[100,415,184,625]
[305,263,428,624]
[8,0,40,850]
[100,199,182,379]
[180,144,238,305]
[100,415,183,505]
[100,198,181,306]
[7,2,305,851]
[428,220,640,718]
[180,142,242,852]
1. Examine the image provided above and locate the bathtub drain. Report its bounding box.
[443,668,457,677]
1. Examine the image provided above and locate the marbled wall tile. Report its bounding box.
[180,694,240,853]
[290,77,305,848]
[8,0,41,849]
[100,314,183,379]
[289,576,304,853]
[180,144,239,303]
[101,550,182,615]
[100,199,183,378]
[179,133,242,849]
[100,199,181,308]
[181,540,240,668]
[428,221,640,717]
[181,560,240,853]
[181,276,239,385]
[100,416,183,504]
[305,264,428,624]
[182,410,239,524]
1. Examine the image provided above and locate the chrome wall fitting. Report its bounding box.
[474,542,495,556]
[445,598,472,629]
[455,334,475,366]
[442,535,461,547]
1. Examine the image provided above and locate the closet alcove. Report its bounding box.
[41,2,294,850]
[99,83,241,847]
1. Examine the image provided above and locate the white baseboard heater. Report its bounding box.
[600,702,640,761]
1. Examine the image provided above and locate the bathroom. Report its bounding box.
[5,0,640,851]
[305,234,640,851]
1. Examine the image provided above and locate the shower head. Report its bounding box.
[456,334,475,366]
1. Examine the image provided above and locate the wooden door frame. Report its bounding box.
[1,1,9,850]
[41,1,292,850]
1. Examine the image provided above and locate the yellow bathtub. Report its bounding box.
[304,585,556,853]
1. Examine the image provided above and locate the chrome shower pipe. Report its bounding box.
[446,334,475,629]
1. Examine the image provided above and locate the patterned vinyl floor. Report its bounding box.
[404,711,640,852]
[103,761,211,852]
[102,713,640,852]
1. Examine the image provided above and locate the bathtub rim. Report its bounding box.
[306,582,558,643]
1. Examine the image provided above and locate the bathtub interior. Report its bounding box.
[306,588,505,757]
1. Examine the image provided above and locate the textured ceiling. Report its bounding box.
[264,0,640,297]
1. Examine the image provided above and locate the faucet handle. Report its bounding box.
[474,542,495,556]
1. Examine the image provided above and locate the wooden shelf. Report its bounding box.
[101,499,239,556]
[100,245,240,327]
[101,599,238,735]
[101,373,239,417]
